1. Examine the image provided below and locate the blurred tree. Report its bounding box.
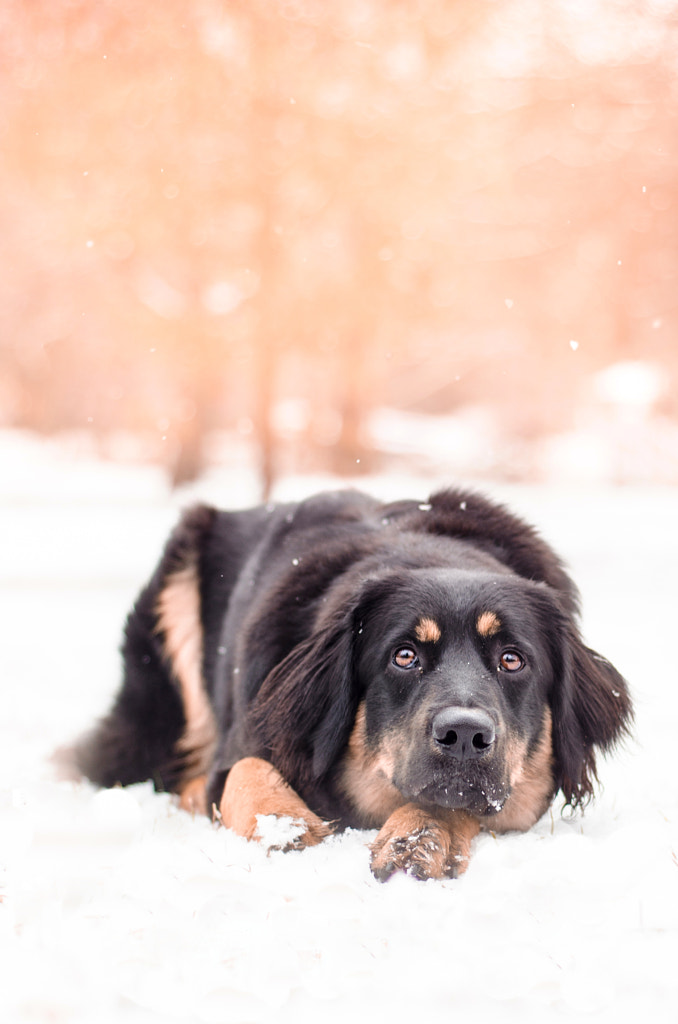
[1,0,677,491]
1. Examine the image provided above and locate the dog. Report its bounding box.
[70,487,632,880]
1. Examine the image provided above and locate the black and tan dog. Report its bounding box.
[71,488,631,879]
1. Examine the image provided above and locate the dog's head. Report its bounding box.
[251,565,631,826]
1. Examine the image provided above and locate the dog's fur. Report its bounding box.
[71,488,632,879]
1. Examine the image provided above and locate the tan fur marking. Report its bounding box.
[476,611,501,637]
[155,563,217,781]
[483,709,554,833]
[370,804,480,881]
[339,703,405,827]
[219,757,332,849]
[415,617,442,644]
[178,775,208,816]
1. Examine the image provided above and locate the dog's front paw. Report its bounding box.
[369,804,479,881]
[218,757,333,851]
[254,811,332,852]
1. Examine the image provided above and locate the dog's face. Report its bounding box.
[343,569,559,822]
[252,541,629,831]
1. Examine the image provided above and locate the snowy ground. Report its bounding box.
[1,430,677,1023]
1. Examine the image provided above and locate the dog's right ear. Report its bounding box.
[551,629,632,807]
[524,583,632,809]
[248,599,362,794]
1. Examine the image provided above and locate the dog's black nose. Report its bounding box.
[431,707,496,760]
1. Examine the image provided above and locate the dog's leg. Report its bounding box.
[370,804,480,881]
[218,757,333,851]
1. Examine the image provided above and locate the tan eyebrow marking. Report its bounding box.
[415,617,442,644]
[476,611,501,637]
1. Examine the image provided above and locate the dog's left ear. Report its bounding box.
[249,599,361,793]
[550,624,632,807]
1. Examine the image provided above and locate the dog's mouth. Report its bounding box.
[398,768,510,816]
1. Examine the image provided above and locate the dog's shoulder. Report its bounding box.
[380,487,579,616]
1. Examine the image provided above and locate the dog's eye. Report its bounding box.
[393,647,419,669]
[499,650,525,673]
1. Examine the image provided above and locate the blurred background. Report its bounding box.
[2,0,678,498]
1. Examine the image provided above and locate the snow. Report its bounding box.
[1,430,678,1023]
